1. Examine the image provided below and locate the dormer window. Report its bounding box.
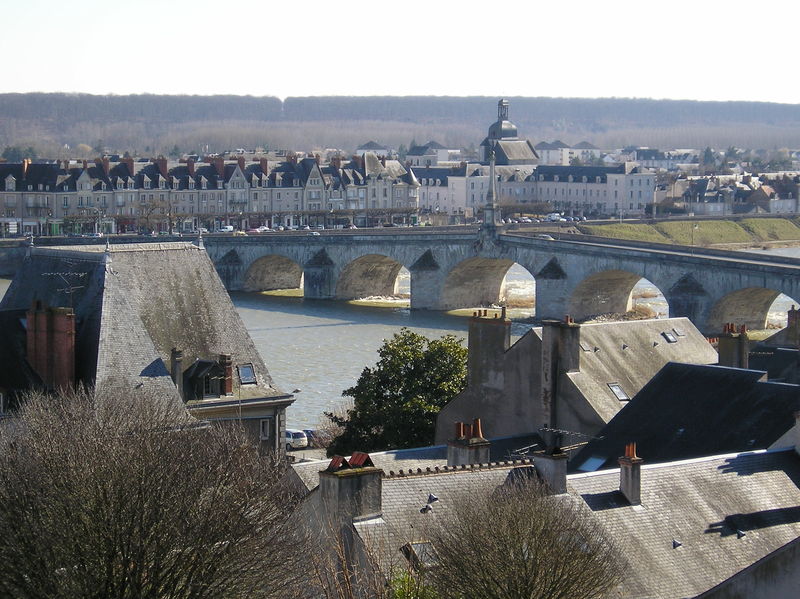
[189,179,195,190]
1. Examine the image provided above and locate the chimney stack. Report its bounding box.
[618,442,644,505]
[319,452,383,522]
[96,156,110,176]
[717,323,749,369]
[259,157,269,175]
[785,305,800,349]
[21,158,30,179]
[219,353,233,395]
[447,417,490,466]
[171,348,184,399]
[187,158,196,177]
[26,301,75,390]
[212,157,225,177]
[121,156,135,177]
[237,155,245,172]
[534,447,568,495]
[540,318,582,429]
[467,308,511,390]
[153,156,169,179]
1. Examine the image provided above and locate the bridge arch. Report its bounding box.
[568,270,668,321]
[243,254,303,292]
[335,254,406,300]
[706,287,800,332]
[441,257,529,311]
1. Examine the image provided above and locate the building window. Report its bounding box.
[259,418,273,441]
[238,363,256,384]
[607,383,629,401]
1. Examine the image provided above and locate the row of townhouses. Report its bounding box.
[0,99,660,235]
[0,153,420,235]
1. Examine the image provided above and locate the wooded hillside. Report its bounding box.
[2,93,799,158]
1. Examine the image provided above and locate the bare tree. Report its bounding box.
[0,387,307,599]
[424,476,623,599]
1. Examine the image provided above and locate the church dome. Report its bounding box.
[487,99,518,140]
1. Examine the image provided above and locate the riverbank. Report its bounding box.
[578,217,800,247]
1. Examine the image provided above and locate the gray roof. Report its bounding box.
[334,448,800,597]
[570,449,800,598]
[291,434,543,492]
[0,243,284,404]
[571,363,800,472]
[563,318,719,425]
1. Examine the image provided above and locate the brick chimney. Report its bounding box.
[26,301,75,390]
[540,316,582,429]
[319,452,383,522]
[447,417,490,466]
[219,353,233,395]
[286,152,297,166]
[187,158,196,177]
[259,157,269,174]
[331,155,342,170]
[618,442,644,505]
[96,156,110,176]
[153,156,169,179]
[467,308,511,390]
[315,153,321,166]
[534,447,568,494]
[171,348,184,399]
[237,155,245,171]
[121,156,135,177]
[212,157,225,177]
[717,323,749,369]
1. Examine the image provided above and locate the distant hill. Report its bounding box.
[1,93,799,157]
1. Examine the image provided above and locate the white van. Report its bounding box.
[285,429,309,451]
[218,225,234,233]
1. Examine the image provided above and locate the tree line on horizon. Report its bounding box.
[2,93,800,160]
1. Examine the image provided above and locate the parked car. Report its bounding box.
[344,223,357,229]
[285,429,308,451]
[303,429,323,448]
[233,230,247,236]
[307,231,320,236]
[535,234,555,240]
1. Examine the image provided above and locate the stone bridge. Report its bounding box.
[203,226,800,333]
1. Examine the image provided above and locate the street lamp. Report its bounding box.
[690,222,699,254]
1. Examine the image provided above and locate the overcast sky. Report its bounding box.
[3,0,797,104]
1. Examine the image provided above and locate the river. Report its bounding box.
[2,247,799,430]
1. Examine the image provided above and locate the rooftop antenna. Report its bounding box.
[41,259,86,311]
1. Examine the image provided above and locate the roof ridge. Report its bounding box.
[384,457,534,479]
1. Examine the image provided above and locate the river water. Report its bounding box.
[2,247,799,430]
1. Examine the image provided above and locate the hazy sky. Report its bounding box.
[3,0,797,104]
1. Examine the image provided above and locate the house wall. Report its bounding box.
[435,322,543,443]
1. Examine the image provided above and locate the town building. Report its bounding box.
[0,241,294,452]
[435,312,718,443]
[295,431,800,598]
[0,152,420,236]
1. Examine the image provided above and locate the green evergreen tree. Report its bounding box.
[326,328,467,455]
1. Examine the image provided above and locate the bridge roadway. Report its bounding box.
[201,225,800,332]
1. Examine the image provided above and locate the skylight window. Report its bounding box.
[237,363,256,385]
[661,331,678,343]
[672,327,686,337]
[400,541,439,571]
[607,383,630,401]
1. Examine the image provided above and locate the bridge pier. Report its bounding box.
[410,268,442,310]
[535,278,573,321]
[303,252,336,299]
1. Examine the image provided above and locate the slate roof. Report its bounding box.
[571,363,800,472]
[535,164,627,182]
[291,434,543,492]
[573,141,599,150]
[570,449,800,598]
[357,141,389,152]
[0,242,285,406]
[564,318,719,426]
[315,447,800,597]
